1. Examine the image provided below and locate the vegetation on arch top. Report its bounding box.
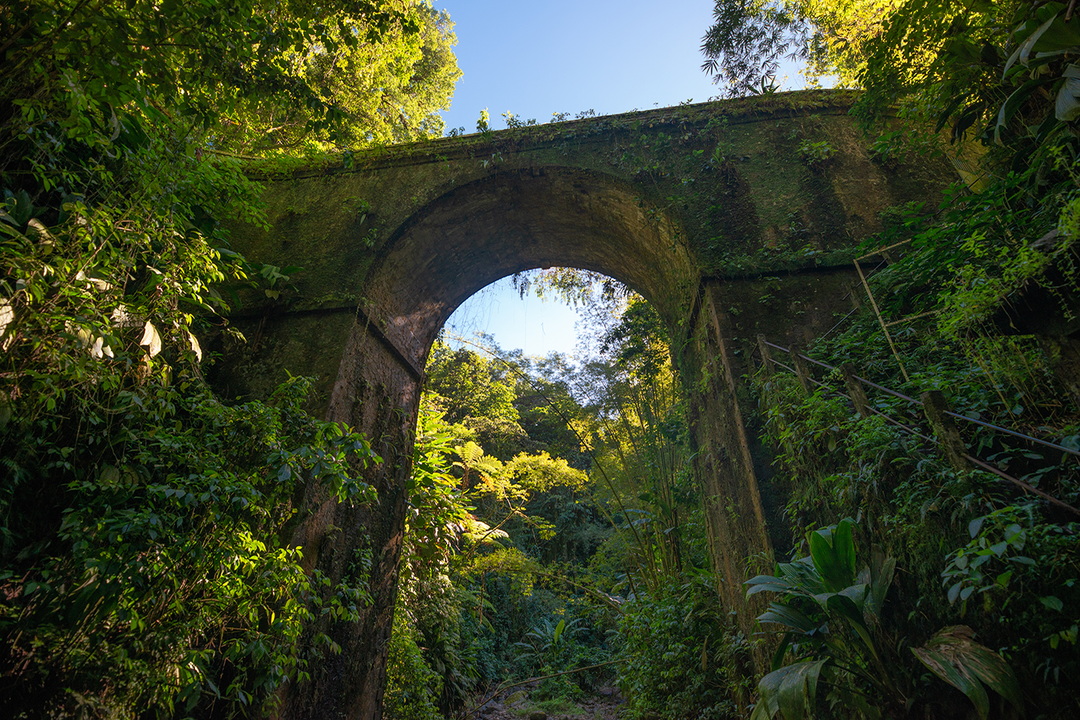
[240,89,864,178]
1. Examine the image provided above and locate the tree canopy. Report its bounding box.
[700,0,901,96]
[0,0,460,714]
[212,1,461,154]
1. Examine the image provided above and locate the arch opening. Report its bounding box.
[438,270,591,359]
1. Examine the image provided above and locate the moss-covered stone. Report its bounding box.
[215,89,953,719]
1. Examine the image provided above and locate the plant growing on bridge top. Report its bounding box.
[502,111,538,129]
[747,518,1024,720]
[477,108,492,133]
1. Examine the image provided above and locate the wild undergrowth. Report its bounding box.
[748,170,1080,718]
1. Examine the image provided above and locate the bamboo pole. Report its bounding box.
[854,258,911,382]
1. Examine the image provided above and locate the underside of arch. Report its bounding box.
[356,166,696,369]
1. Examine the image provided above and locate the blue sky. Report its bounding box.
[433,0,732,134]
[432,0,803,359]
[440,276,585,358]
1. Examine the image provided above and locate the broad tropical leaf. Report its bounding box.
[865,546,895,619]
[1055,64,1080,122]
[752,658,829,720]
[552,618,566,645]
[995,76,1058,144]
[808,518,857,592]
[758,603,820,634]
[746,573,800,597]
[912,626,1025,719]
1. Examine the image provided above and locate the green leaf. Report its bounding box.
[754,659,828,720]
[1004,13,1059,76]
[995,76,1058,145]
[914,645,989,719]
[746,574,799,597]
[758,604,820,634]
[825,592,866,628]
[913,626,1025,719]
[1040,595,1064,612]
[552,618,565,645]
[809,519,856,592]
[1055,64,1080,121]
[825,593,882,664]
[866,546,895,618]
[750,697,772,720]
[1028,12,1080,53]
[771,633,793,672]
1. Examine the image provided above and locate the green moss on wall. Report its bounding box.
[218,89,949,409]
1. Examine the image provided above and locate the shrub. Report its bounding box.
[617,575,752,719]
[384,613,443,720]
[797,140,836,168]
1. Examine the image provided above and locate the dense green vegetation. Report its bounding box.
[0,0,457,715]
[383,252,1080,720]
[695,3,1080,718]
[380,299,750,720]
[2,0,1080,718]
[379,3,1080,718]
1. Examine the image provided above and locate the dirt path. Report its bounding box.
[467,684,624,720]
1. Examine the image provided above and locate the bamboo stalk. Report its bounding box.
[854,258,910,382]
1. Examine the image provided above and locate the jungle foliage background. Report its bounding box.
[1,0,1079,718]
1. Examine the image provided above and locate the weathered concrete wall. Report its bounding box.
[213,90,946,411]
[213,90,952,720]
[676,269,870,665]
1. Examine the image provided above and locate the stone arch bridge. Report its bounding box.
[214,90,949,720]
